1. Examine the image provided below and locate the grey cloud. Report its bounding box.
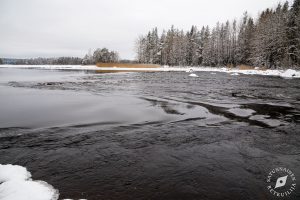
[0,0,292,59]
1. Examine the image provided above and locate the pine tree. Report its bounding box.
[202,26,211,66]
[230,20,238,66]
[159,31,167,65]
[287,0,300,67]
[236,12,249,65]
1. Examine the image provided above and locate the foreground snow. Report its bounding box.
[0,164,59,200]
[0,65,299,78]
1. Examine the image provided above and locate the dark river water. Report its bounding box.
[0,68,299,200]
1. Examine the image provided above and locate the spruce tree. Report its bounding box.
[287,0,300,67]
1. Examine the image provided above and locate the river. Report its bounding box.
[0,67,299,200]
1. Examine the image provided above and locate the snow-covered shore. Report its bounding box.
[0,65,299,78]
[0,164,59,200]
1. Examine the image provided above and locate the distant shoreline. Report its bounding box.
[0,64,299,78]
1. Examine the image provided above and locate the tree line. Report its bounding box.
[12,57,83,65]
[135,0,300,68]
[1,48,119,65]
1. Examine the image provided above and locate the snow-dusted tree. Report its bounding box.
[150,28,160,64]
[270,2,290,67]
[135,36,144,63]
[164,25,175,65]
[252,2,290,68]
[186,26,201,66]
[229,19,238,66]
[135,28,160,64]
[159,30,167,65]
[82,49,94,65]
[93,48,119,63]
[202,26,211,66]
[236,12,254,65]
[287,0,300,67]
[252,9,272,67]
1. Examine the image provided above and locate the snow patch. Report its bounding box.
[189,73,198,77]
[230,72,240,76]
[226,68,300,78]
[0,164,30,182]
[228,108,256,117]
[0,164,59,200]
[280,69,298,78]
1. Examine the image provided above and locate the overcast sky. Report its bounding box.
[0,0,292,59]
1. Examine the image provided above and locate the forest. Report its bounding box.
[1,48,119,65]
[135,0,300,68]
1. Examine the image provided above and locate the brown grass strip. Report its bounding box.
[96,63,160,68]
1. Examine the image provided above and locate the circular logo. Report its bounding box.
[266,167,296,197]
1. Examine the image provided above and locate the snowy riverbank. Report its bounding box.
[0,65,299,78]
[0,164,59,200]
